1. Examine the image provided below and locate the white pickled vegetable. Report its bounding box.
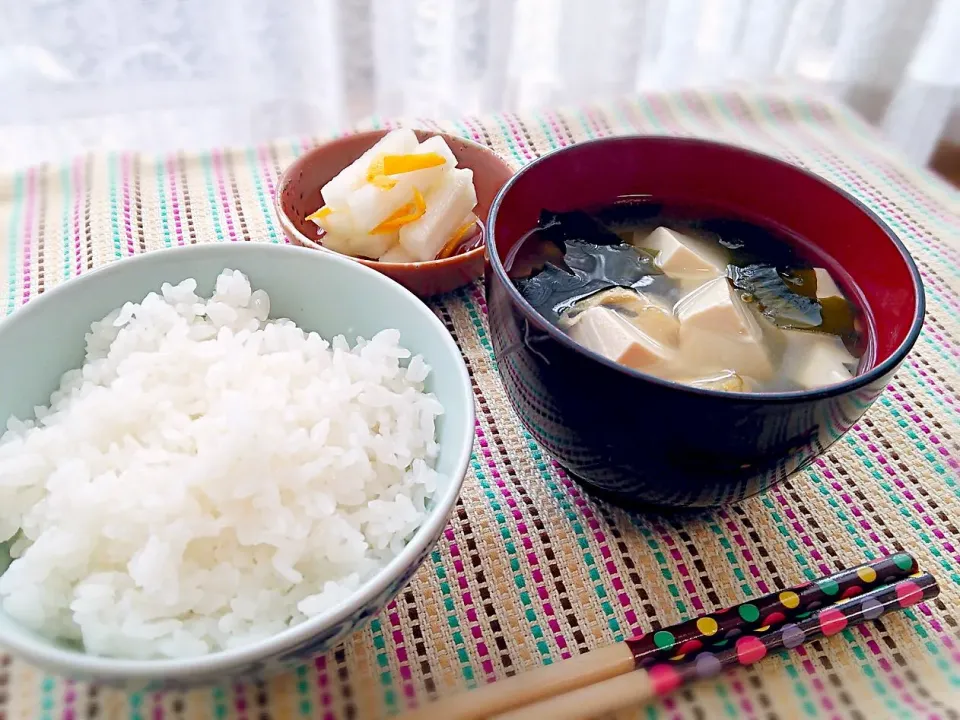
[399,168,478,262]
[311,206,396,259]
[311,206,357,237]
[349,231,397,260]
[320,129,418,208]
[347,138,456,234]
[402,135,457,188]
[319,232,354,256]
[348,182,419,235]
[379,243,416,263]
[305,132,480,262]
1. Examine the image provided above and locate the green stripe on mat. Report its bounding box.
[6,171,23,315]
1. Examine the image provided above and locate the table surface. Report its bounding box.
[0,91,958,720]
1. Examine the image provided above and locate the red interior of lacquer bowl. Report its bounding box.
[491,136,922,368]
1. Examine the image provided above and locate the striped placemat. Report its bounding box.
[0,91,958,720]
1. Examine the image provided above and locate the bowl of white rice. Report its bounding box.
[0,243,473,687]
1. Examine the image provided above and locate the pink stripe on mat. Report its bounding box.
[62,679,76,720]
[814,458,893,554]
[549,461,643,636]
[803,139,960,266]
[579,106,609,140]
[121,153,135,255]
[232,683,249,720]
[883,387,960,472]
[541,111,572,147]
[385,600,418,702]
[717,509,772,594]
[546,459,692,715]
[908,359,958,415]
[314,654,337,720]
[72,157,84,276]
[710,507,821,715]
[501,113,538,163]
[453,116,484,144]
[921,324,960,362]
[442,525,496,680]
[20,166,36,305]
[648,516,767,718]
[649,520,706,614]
[165,156,185,246]
[210,150,238,242]
[917,269,960,329]
[150,691,164,720]
[257,147,278,214]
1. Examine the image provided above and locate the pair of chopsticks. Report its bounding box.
[400,554,937,720]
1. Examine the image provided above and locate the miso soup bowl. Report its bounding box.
[485,136,925,508]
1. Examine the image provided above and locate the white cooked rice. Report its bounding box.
[0,269,443,659]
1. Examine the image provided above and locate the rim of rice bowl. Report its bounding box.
[0,244,474,680]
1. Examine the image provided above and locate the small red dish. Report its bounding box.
[276,129,515,297]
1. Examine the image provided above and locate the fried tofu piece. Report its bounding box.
[565,305,677,372]
[561,288,679,347]
[685,371,750,392]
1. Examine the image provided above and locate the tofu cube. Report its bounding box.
[674,277,776,379]
[782,331,857,389]
[637,227,726,279]
[566,306,675,372]
[814,268,844,301]
[675,277,758,335]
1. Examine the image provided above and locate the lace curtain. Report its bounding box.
[1,0,958,170]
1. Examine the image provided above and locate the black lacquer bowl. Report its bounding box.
[484,137,925,508]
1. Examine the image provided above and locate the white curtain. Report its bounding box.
[1,0,958,170]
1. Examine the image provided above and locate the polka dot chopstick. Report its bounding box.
[494,573,939,720]
[399,554,920,720]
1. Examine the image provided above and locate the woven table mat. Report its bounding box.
[0,91,958,720]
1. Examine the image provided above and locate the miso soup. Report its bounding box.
[506,200,867,393]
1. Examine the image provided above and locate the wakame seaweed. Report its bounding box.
[726,264,859,344]
[727,264,822,329]
[537,210,624,247]
[514,209,662,321]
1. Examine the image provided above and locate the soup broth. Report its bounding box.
[507,200,866,393]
